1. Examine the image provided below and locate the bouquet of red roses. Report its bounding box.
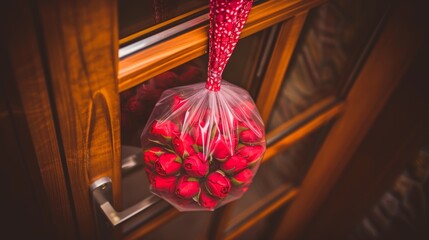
[141,0,265,211]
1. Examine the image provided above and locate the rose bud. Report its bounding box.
[125,96,145,117]
[217,119,238,135]
[220,155,248,175]
[239,129,262,144]
[211,135,237,161]
[175,176,200,199]
[205,171,232,198]
[155,153,182,176]
[183,153,209,177]
[150,174,177,193]
[172,94,187,111]
[178,65,203,85]
[199,189,220,210]
[231,169,253,186]
[150,120,179,139]
[236,145,265,166]
[190,120,209,146]
[237,119,263,133]
[143,146,165,168]
[172,134,195,158]
[153,71,179,89]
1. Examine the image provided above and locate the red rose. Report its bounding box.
[238,120,263,134]
[178,65,203,85]
[205,171,231,198]
[153,71,179,89]
[143,147,164,168]
[183,153,209,177]
[199,189,219,210]
[150,120,179,139]
[150,174,177,193]
[172,94,187,111]
[211,135,237,161]
[239,129,262,144]
[190,120,209,146]
[220,155,248,175]
[155,153,182,176]
[175,175,200,199]
[236,145,264,166]
[217,119,238,135]
[172,134,195,158]
[125,96,145,117]
[231,169,253,186]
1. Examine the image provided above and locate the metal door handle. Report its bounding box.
[90,177,161,227]
[90,177,166,239]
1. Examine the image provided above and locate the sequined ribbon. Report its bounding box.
[206,0,253,91]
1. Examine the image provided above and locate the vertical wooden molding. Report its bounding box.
[273,1,427,239]
[37,0,121,239]
[256,12,308,123]
[1,1,77,239]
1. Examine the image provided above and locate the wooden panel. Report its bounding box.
[226,188,299,240]
[305,38,429,239]
[118,0,326,92]
[256,12,308,123]
[0,1,76,239]
[36,0,121,239]
[273,1,428,239]
[123,209,180,240]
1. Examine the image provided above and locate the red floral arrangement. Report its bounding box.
[140,0,264,211]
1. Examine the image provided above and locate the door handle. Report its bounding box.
[90,177,162,239]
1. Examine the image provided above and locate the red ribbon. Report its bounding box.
[206,0,253,91]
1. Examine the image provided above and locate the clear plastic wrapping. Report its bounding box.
[141,81,265,211]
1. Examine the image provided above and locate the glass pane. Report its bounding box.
[120,26,275,147]
[349,145,429,240]
[119,0,207,39]
[267,0,389,131]
[226,120,334,234]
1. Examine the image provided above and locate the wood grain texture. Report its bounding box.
[256,12,308,123]
[1,1,76,239]
[118,0,326,92]
[36,0,121,239]
[273,1,428,239]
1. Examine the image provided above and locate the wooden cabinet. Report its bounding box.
[1,0,428,239]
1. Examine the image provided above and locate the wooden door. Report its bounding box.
[1,0,427,239]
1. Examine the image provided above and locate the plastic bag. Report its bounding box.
[140,0,264,211]
[141,81,265,211]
